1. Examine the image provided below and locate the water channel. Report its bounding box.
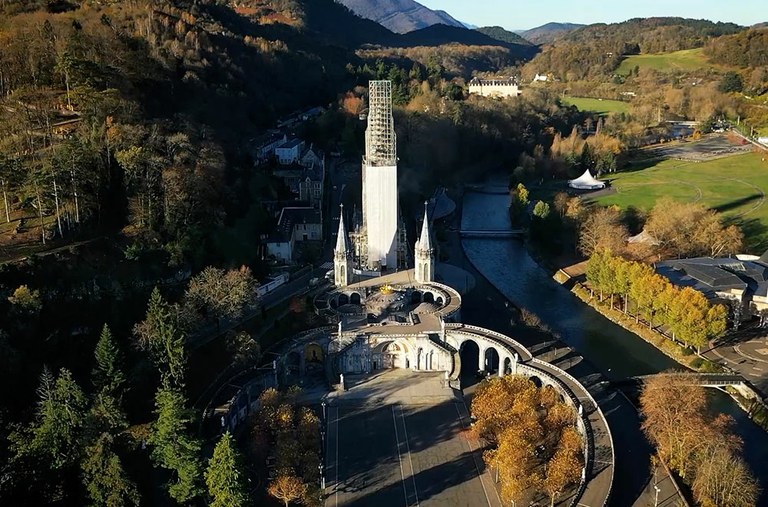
[461,190,768,503]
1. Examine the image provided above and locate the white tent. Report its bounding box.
[568,169,605,190]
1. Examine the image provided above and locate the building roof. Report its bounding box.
[277,138,304,150]
[655,257,768,298]
[269,206,321,243]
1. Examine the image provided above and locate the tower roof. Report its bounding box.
[335,205,350,254]
[417,201,433,252]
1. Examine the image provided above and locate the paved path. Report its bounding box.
[324,371,501,507]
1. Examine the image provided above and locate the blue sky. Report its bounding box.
[416,0,766,30]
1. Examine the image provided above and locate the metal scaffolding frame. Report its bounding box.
[364,80,397,167]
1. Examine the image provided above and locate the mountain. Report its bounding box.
[523,17,743,80]
[400,24,537,56]
[518,22,585,45]
[476,26,534,46]
[335,0,464,33]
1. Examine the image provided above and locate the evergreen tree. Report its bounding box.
[205,432,250,507]
[81,432,139,507]
[150,381,203,503]
[91,324,127,431]
[134,287,187,387]
[12,368,87,469]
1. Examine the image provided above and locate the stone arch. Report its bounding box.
[305,343,324,363]
[339,265,345,282]
[350,292,362,305]
[484,347,499,373]
[529,375,543,388]
[411,291,422,304]
[338,293,349,306]
[436,296,444,305]
[286,351,301,372]
[423,291,435,304]
[417,347,424,370]
[503,356,512,375]
[459,339,480,377]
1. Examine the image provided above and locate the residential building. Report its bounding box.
[275,138,305,165]
[266,207,322,263]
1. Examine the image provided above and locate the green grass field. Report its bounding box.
[616,48,711,75]
[562,96,631,115]
[593,152,768,252]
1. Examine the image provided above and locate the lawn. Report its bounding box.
[562,96,631,115]
[616,48,712,75]
[592,152,768,252]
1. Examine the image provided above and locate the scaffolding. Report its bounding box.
[365,80,397,167]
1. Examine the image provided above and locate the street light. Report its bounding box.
[321,400,327,421]
[654,485,661,507]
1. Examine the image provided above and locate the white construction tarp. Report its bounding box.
[568,169,605,190]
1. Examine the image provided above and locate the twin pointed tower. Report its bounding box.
[334,201,434,287]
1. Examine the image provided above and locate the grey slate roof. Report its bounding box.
[655,257,768,298]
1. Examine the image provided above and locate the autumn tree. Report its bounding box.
[544,427,583,507]
[268,473,308,507]
[645,198,743,259]
[578,206,628,256]
[185,266,256,328]
[205,432,250,507]
[640,373,710,479]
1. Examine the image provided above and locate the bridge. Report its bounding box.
[614,372,747,388]
[460,229,525,238]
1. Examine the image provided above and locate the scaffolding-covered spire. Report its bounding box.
[335,204,350,254]
[417,201,433,252]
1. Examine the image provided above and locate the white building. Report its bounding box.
[362,81,399,270]
[266,207,322,262]
[468,77,521,98]
[275,138,305,165]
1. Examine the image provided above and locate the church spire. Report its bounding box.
[335,204,349,255]
[417,201,433,252]
[334,204,352,287]
[415,201,435,284]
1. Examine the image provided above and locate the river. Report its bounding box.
[461,190,768,504]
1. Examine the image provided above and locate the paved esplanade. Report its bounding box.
[324,371,501,507]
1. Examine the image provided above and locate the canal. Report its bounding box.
[461,190,768,504]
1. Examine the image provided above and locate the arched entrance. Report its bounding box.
[459,340,480,378]
[305,343,324,363]
[411,291,422,304]
[436,296,444,305]
[424,292,435,304]
[286,351,301,374]
[350,292,361,305]
[338,294,349,305]
[484,347,499,374]
[503,356,512,375]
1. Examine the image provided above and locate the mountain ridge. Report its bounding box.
[335,0,464,33]
[518,22,585,45]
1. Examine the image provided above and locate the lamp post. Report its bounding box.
[654,485,661,507]
[321,400,327,421]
